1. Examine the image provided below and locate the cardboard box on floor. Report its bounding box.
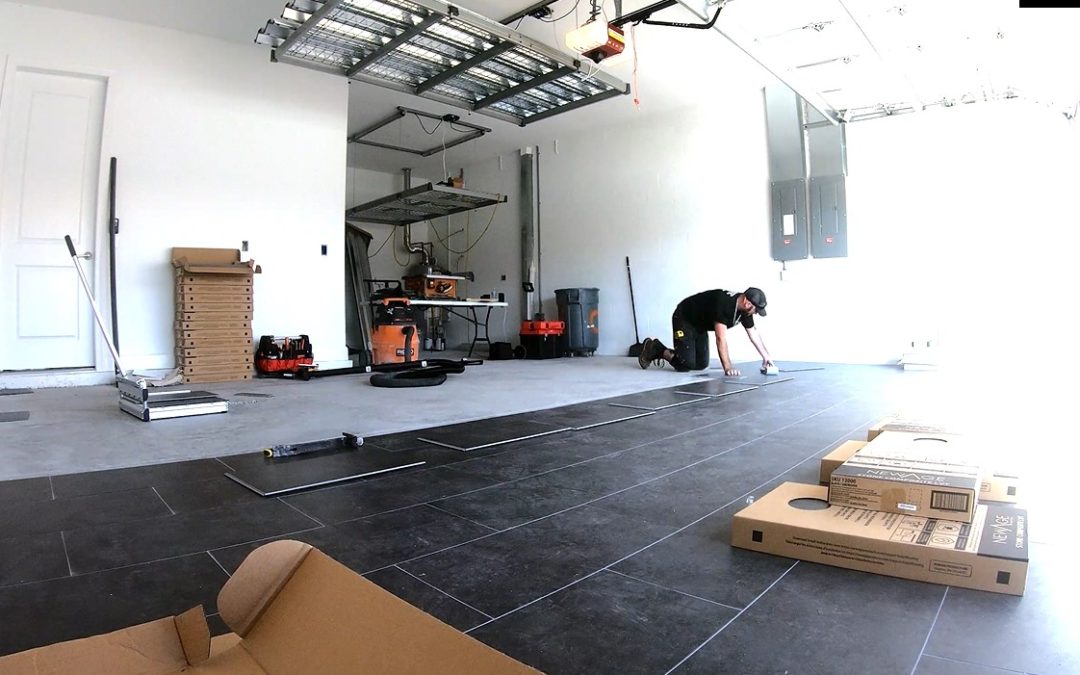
[829,431,982,523]
[0,540,538,674]
[866,415,958,441]
[820,437,1021,503]
[732,482,1028,596]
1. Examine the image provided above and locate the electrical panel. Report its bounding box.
[809,175,848,258]
[771,179,809,261]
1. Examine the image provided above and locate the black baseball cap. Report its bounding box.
[744,287,767,316]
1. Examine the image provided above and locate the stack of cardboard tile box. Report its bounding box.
[732,415,1028,596]
[172,248,260,384]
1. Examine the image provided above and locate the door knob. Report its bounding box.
[76,251,93,260]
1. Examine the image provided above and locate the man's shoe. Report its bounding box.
[638,338,656,369]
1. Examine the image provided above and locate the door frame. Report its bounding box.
[0,54,117,386]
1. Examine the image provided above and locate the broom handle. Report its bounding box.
[65,235,128,375]
[626,256,640,342]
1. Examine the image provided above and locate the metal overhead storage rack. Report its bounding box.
[345,182,507,226]
[256,0,631,127]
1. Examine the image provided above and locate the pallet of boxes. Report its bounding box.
[732,416,1028,595]
[172,248,260,384]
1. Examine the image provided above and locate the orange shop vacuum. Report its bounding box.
[371,297,420,365]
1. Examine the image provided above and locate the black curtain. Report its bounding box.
[345,224,374,366]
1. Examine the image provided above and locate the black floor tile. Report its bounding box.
[210,504,490,576]
[606,389,712,411]
[50,459,227,499]
[914,655,1024,675]
[62,499,319,574]
[611,503,795,609]
[153,475,264,513]
[446,430,633,483]
[223,446,425,496]
[417,416,570,452]
[432,474,595,530]
[522,402,654,430]
[674,380,759,398]
[0,553,227,657]
[0,412,30,423]
[0,476,51,505]
[0,388,32,396]
[365,566,491,632]
[924,541,1078,674]
[0,532,69,587]
[282,465,497,524]
[401,503,674,617]
[672,562,945,675]
[0,487,171,538]
[471,570,737,675]
[365,429,459,453]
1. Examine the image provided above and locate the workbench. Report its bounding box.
[408,299,508,358]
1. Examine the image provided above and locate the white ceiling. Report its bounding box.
[13,0,1080,177]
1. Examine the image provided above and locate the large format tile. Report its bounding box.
[0,532,69,587]
[210,504,490,575]
[153,475,264,513]
[446,430,634,483]
[364,566,491,632]
[915,655,1024,675]
[0,487,170,538]
[63,499,319,574]
[282,465,497,524]
[521,402,654,430]
[431,474,596,530]
[606,389,712,411]
[612,502,795,609]
[924,541,1079,674]
[672,562,945,675]
[0,476,51,504]
[50,459,227,498]
[401,502,674,617]
[470,570,737,675]
[0,553,227,657]
[417,416,570,452]
[223,446,426,496]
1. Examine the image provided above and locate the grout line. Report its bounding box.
[424,503,498,532]
[663,561,800,674]
[278,497,324,526]
[206,551,233,578]
[606,569,742,612]
[59,530,74,577]
[151,487,176,515]
[214,457,236,472]
[912,653,1027,674]
[394,564,494,620]
[48,475,56,500]
[910,587,949,675]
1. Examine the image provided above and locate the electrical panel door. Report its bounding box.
[771,179,808,261]
[809,175,848,258]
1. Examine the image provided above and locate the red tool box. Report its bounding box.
[255,335,314,375]
[519,320,565,336]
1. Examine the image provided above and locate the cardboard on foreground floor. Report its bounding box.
[0,540,539,674]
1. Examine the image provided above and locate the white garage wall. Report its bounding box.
[450,95,1079,369]
[0,2,349,374]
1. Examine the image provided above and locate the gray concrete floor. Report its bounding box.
[1,354,731,481]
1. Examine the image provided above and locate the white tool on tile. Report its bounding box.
[761,363,780,376]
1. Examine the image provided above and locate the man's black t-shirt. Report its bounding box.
[674,289,754,332]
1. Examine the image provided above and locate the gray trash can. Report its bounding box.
[555,287,599,356]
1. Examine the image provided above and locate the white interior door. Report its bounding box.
[0,66,107,371]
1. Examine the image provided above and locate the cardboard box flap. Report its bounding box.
[217,540,313,637]
[172,248,261,275]
[239,546,540,674]
[0,617,192,674]
[174,606,211,665]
